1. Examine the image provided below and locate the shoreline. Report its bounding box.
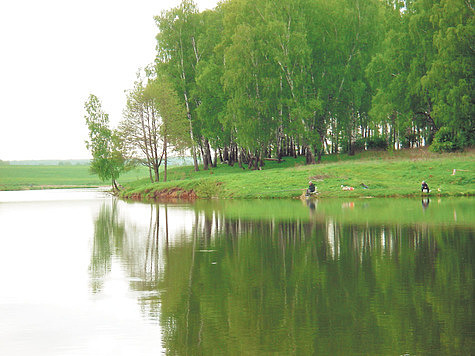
[117,187,474,203]
[3,150,474,199]
[117,151,474,201]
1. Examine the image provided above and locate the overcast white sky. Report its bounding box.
[0,0,219,160]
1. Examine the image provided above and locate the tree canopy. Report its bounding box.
[156,0,473,165]
[84,94,127,189]
[111,0,473,172]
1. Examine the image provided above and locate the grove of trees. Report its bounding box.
[117,0,473,175]
[119,71,190,182]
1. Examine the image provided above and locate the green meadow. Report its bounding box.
[0,164,149,191]
[2,149,473,198]
[120,149,475,200]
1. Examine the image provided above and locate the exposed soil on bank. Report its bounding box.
[121,187,198,202]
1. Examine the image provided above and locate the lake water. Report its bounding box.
[0,189,473,355]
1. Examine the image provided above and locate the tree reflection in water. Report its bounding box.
[90,199,474,355]
[89,199,126,293]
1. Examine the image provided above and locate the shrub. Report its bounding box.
[348,137,388,151]
[430,127,458,152]
[367,136,388,150]
[341,140,358,154]
[354,138,366,151]
[454,128,475,149]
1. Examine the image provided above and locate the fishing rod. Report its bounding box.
[265,188,306,192]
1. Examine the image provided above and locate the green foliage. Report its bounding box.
[400,128,419,149]
[366,136,389,150]
[138,0,474,167]
[366,0,474,149]
[430,126,459,152]
[154,0,202,170]
[147,72,191,150]
[84,94,126,187]
[354,138,366,152]
[119,71,187,183]
[352,136,389,151]
[422,0,474,143]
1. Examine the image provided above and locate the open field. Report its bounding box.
[0,165,150,191]
[119,148,475,200]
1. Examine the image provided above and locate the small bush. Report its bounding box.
[367,136,388,150]
[354,139,366,151]
[454,128,475,149]
[430,127,458,152]
[349,137,388,151]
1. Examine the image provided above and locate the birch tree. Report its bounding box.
[155,0,202,171]
[84,94,126,190]
[120,78,163,182]
[147,73,190,182]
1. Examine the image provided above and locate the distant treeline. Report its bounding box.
[147,0,473,169]
[0,157,193,166]
[4,160,90,166]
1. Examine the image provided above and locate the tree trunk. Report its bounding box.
[223,146,228,163]
[276,125,283,161]
[228,145,235,166]
[163,136,168,182]
[348,124,355,156]
[348,138,355,156]
[154,165,159,183]
[289,137,295,158]
[112,179,119,191]
[183,92,199,172]
[204,138,212,169]
[148,165,153,183]
[238,148,243,169]
[218,148,223,163]
[178,31,199,173]
[150,107,161,182]
[139,110,154,183]
[212,149,217,168]
[199,140,208,171]
[305,145,316,165]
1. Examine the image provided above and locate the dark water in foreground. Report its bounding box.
[0,189,473,355]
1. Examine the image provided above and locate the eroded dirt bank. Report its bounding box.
[120,187,198,202]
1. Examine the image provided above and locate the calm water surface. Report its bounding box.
[0,189,473,355]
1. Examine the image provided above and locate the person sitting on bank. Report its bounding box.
[421,181,430,193]
[306,181,316,196]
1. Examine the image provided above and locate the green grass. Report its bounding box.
[0,165,150,190]
[119,148,475,200]
[2,149,473,198]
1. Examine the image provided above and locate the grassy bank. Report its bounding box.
[119,148,474,200]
